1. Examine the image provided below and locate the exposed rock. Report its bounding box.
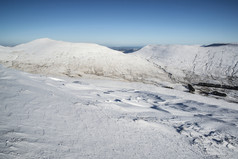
[187,84,195,93]
[196,83,238,91]
[210,91,227,97]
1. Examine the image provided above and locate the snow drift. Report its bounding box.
[134,44,238,86]
[0,38,168,83]
[1,65,238,158]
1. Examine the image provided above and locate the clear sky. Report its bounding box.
[0,0,238,46]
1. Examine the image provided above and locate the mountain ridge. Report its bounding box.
[134,44,238,86]
[0,38,169,83]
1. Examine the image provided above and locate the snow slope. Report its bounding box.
[1,65,238,158]
[0,38,169,83]
[134,44,238,86]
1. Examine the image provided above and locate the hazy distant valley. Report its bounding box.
[109,46,142,53]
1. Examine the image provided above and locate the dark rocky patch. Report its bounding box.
[212,138,223,144]
[162,85,173,89]
[174,125,184,134]
[195,83,238,91]
[210,91,227,97]
[114,99,121,102]
[187,84,195,93]
[194,114,211,117]
[204,131,216,137]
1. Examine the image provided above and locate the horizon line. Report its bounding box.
[0,38,237,48]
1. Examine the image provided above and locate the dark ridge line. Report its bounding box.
[195,82,238,91]
[202,43,231,47]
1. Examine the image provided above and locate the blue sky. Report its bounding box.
[0,0,238,46]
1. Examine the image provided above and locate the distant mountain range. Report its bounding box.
[109,47,142,53]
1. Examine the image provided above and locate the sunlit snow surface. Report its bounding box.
[0,38,169,83]
[0,65,238,159]
[134,44,238,86]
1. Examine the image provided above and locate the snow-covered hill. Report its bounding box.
[1,65,238,158]
[134,44,238,86]
[0,39,238,158]
[0,38,169,83]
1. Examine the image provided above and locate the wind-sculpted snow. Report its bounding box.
[0,65,238,158]
[1,39,238,158]
[0,38,169,83]
[134,44,238,86]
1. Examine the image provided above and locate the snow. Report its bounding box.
[0,38,169,83]
[0,39,238,158]
[134,44,238,86]
[0,65,238,158]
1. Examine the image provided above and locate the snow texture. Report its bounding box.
[0,65,238,158]
[134,44,238,86]
[0,39,238,158]
[0,38,169,83]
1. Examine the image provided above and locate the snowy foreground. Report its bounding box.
[1,65,238,159]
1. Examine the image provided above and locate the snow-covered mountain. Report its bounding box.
[0,38,169,83]
[1,39,238,158]
[1,39,238,101]
[134,44,238,86]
